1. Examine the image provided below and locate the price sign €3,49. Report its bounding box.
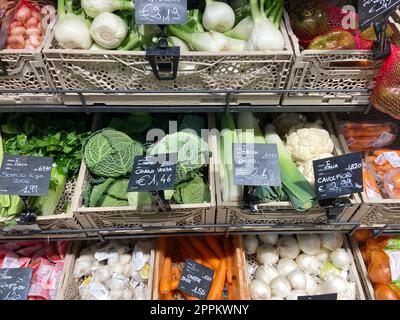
[135,0,187,25]
[0,155,53,196]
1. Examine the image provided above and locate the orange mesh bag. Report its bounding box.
[371,45,400,119]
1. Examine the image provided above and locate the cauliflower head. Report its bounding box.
[298,153,334,185]
[286,128,334,162]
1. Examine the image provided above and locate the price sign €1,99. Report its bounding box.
[135,0,187,25]
[128,154,177,192]
[313,153,363,200]
[0,155,53,196]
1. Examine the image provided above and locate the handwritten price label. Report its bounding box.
[358,0,400,30]
[135,0,187,24]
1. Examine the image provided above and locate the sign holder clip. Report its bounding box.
[0,58,7,76]
[18,196,37,225]
[319,197,351,222]
[146,25,180,81]
[152,191,171,212]
[373,21,391,59]
[242,186,259,213]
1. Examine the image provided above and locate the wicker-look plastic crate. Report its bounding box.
[43,18,293,106]
[0,18,60,105]
[349,237,375,300]
[0,179,81,230]
[215,113,361,230]
[246,235,366,300]
[332,111,400,227]
[72,116,216,233]
[57,239,155,300]
[152,235,249,300]
[281,11,389,106]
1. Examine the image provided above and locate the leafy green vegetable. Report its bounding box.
[83,128,143,177]
[86,178,129,207]
[173,174,210,204]
[149,132,209,184]
[109,113,153,135]
[178,114,206,137]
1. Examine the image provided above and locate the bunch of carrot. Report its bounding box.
[158,236,238,300]
[341,122,396,152]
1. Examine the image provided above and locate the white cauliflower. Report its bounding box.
[286,128,334,162]
[287,120,323,136]
[297,153,334,185]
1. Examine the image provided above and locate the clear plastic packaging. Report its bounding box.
[383,168,400,199]
[340,121,398,152]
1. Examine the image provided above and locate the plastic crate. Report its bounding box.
[215,113,361,230]
[42,18,293,106]
[245,235,366,300]
[57,239,155,300]
[332,111,400,227]
[281,11,391,106]
[0,18,60,105]
[72,115,216,233]
[152,236,249,300]
[349,237,375,300]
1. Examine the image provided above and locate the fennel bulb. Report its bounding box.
[90,43,107,50]
[226,37,248,51]
[167,36,190,52]
[82,0,135,18]
[202,0,235,33]
[90,12,128,49]
[55,0,92,49]
[248,0,284,51]
[224,17,254,40]
[167,25,229,51]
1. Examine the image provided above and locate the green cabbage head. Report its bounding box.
[83,128,143,177]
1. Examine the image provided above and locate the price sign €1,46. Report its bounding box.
[128,154,177,192]
[135,0,187,25]
[0,155,53,196]
[313,153,363,200]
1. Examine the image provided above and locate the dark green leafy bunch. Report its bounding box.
[0,114,91,180]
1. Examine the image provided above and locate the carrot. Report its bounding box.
[163,291,176,300]
[365,155,377,163]
[160,254,173,295]
[181,292,199,300]
[373,149,400,157]
[363,165,382,199]
[223,237,234,284]
[175,237,213,269]
[189,236,221,270]
[207,259,227,300]
[171,266,182,290]
[381,162,393,171]
[204,236,225,260]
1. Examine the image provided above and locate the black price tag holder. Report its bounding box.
[128,153,177,212]
[298,293,337,300]
[242,186,259,213]
[146,25,180,81]
[372,21,391,59]
[313,153,363,222]
[0,59,7,77]
[0,155,53,230]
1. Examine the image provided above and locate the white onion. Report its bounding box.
[320,233,344,251]
[244,235,259,254]
[287,270,306,290]
[297,234,321,255]
[270,276,292,298]
[255,265,279,285]
[330,248,351,270]
[319,262,341,281]
[286,290,306,300]
[295,254,321,275]
[269,296,284,300]
[256,244,279,266]
[258,234,279,246]
[305,274,318,295]
[277,236,300,259]
[249,279,271,300]
[315,248,330,264]
[277,258,297,277]
[322,275,348,299]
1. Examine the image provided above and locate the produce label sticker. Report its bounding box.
[0,268,32,300]
[89,281,109,300]
[383,152,400,168]
[313,153,363,200]
[135,0,187,25]
[233,143,281,186]
[298,293,337,300]
[358,0,400,31]
[178,259,214,300]
[385,250,400,282]
[128,153,177,192]
[0,155,53,196]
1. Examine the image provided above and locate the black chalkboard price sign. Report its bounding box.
[128,153,177,192]
[178,259,214,300]
[0,268,32,300]
[233,143,281,186]
[0,155,53,196]
[358,0,400,30]
[135,0,187,25]
[313,153,363,200]
[298,293,337,300]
